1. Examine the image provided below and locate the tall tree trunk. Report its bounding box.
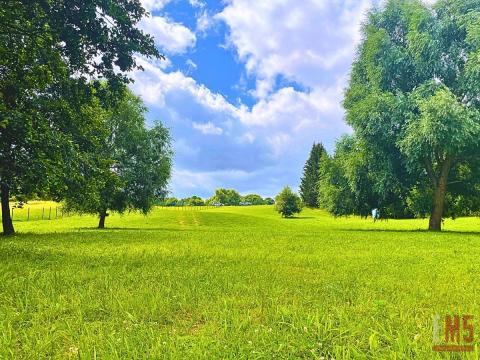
[98,210,107,229]
[1,183,15,236]
[428,157,453,232]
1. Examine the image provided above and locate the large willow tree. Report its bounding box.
[344,0,480,231]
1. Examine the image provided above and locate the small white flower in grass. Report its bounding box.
[68,346,79,355]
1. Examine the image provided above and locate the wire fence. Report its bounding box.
[8,206,74,222]
[3,203,238,222]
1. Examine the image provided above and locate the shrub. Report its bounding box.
[275,187,303,218]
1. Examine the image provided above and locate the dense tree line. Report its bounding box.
[0,0,171,234]
[160,191,275,207]
[317,0,480,231]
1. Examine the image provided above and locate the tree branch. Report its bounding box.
[424,158,437,188]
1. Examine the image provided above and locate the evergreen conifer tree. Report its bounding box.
[299,143,326,208]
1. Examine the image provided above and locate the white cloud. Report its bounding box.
[239,86,339,127]
[131,57,243,115]
[217,0,373,97]
[140,16,196,54]
[189,0,205,8]
[193,121,224,135]
[186,59,197,70]
[129,0,380,196]
[131,56,349,157]
[141,0,170,11]
[196,10,214,34]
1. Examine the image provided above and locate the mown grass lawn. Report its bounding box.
[1,205,480,359]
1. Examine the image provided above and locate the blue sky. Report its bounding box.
[129,0,392,198]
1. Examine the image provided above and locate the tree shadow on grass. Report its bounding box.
[3,227,196,240]
[77,227,185,232]
[341,228,480,236]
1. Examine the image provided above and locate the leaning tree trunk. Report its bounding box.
[1,183,15,236]
[98,210,107,229]
[428,158,452,232]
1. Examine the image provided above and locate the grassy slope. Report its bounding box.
[1,206,480,359]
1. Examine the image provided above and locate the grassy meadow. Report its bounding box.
[1,205,480,359]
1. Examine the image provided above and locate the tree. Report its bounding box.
[163,197,179,207]
[183,196,205,206]
[275,187,303,218]
[318,137,361,217]
[318,135,412,219]
[0,1,160,235]
[399,86,480,230]
[344,0,480,231]
[208,189,241,206]
[66,89,172,228]
[242,194,265,205]
[264,197,275,205]
[299,143,326,208]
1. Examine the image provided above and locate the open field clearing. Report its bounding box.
[1,206,480,359]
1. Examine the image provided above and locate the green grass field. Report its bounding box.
[1,205,480,359]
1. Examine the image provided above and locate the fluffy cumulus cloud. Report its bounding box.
[217,0,373,97]
[140,0,170,12]
[139,0,196,54]
[140,16,196,54]
[130,1,377,197]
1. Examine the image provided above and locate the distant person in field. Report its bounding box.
[372,208,380,222]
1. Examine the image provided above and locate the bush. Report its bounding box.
[275,187,303,218]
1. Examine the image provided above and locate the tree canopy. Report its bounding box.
[208,189,241,206]
[340,0,480,230]
[66,88,172,228]
[0,0,160,235]
[242,194,267,205]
